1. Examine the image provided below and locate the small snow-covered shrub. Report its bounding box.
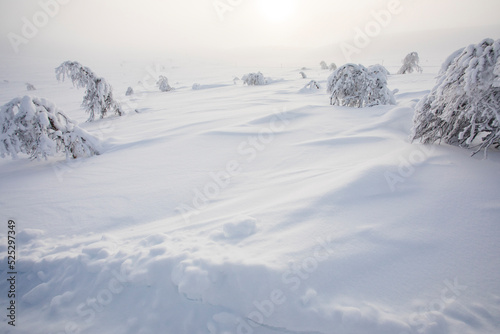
[300,80,321,93]
[26,83,36,91]
[300,71,307,79]
[412,38,500,155]
[157,75,173,92]
[125,87,134,96]
[242,72,268,86]
[56,61,123,122]
[329,63,337,71]
[327,63,396,108]
[368,64,390,76]
[192,83,201,90]
[397,52,423,74]
[320,61,329,70]
[0,96,100,160]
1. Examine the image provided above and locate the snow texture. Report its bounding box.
[0,56,499,334]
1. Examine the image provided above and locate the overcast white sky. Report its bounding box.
[0,0,499,63]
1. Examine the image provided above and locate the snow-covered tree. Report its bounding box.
[320,61,329,70]
[0,96,100,160]
[300,71,307,79]
[411,38,500,156]
[125,87,134,96]
[439,47,465,75]
[157,75,173,92]
[26,83,36,91]
[329,63,337,71]
[242,72,268,86]
[398,52,423,74]
[56,61,124,122]
[327,63,396,108]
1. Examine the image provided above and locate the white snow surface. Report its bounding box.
[1,57,500,334]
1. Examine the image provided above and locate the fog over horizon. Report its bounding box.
[1,0,500,67]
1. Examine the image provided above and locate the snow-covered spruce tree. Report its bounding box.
[26,83,36,91]
[56,61,124,122]
[242,72,268,86]
[397,52,423,74]
[320,61,329,70]
[0,96,100,160]
[300,71,307,79]
[327,63,396,108]
[157,75,173,92]
[411,38,500,156]
[329,63,337,71]
[125,87,134,96]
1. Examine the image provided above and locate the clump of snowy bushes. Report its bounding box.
[56,61,124,122]
[242,72,268,86]
[412,38,500,156]
[320,61,337,71]
[327,63,395,108]
[0,96,100,160]
[398,52,423,74]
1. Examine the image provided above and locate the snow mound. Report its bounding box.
[223,216,258,239]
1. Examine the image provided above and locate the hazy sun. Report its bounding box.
[259,0,297,23]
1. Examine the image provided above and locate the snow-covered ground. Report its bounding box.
[1,56,500,334]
